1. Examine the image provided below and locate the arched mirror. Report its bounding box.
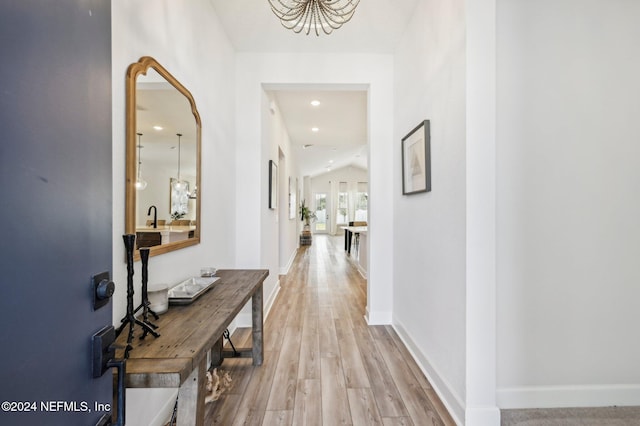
[126,56,201,261]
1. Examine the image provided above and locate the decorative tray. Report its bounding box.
[168,276,220,305]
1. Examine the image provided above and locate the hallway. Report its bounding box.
[205,235,455,425]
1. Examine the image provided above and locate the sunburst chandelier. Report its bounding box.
[268,0,360,36]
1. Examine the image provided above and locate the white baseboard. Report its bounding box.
[263,279,280,322]
[497,384,640,409]
[235,312,251,328]
[365,308,392,325]
[392,319,466,425]
[150,389,178,426]
[465,406,501,426]
[126,388,178,426]
[357,263,367,279]
[279,249,297,275]
[235,279,281,327]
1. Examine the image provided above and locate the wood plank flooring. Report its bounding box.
[205,235,455,426]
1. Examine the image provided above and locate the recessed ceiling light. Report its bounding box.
[311,127,319,132]
[329,160,334,164]
[153,125,163,131]
[310,100,320,107]
[303,144,314,149]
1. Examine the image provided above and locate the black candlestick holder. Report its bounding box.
[133,247,160,339]
[116,234,159,358]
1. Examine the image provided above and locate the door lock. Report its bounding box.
[92,271,114,310]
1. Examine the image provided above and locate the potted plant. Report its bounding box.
[299,199,316,231]
[171,211,186,220]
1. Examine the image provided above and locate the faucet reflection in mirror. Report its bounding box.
[147,205,157,228]
[135,133,148,190]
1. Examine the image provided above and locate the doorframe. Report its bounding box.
[235,55,394,326]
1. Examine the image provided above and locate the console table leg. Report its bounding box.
[210,337,223,367]
[177,357,206,426]
[252,284,264,366]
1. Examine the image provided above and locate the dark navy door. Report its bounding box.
[0,1,113,425]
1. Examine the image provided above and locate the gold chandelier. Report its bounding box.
[268,0,360,36]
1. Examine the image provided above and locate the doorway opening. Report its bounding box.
[313,192,328,233]
[265,85,370,309]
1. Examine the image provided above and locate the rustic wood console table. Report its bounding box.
[115,269,269,426]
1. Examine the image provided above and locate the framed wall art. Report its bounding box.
[170,178,190,218]
[288,176,297,219]
[402,120,431,195]
[269,160,278,209]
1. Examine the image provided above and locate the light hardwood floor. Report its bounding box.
[205,235,456,426]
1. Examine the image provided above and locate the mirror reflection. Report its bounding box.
[126,57,201,260]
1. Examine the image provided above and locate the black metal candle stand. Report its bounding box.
[133,247,160,339]
[116,234,159,358]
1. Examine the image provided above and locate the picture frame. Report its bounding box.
[170,178,190,218]
[269,160,277,209]
[288,176,297,219]
[402,120,431,195]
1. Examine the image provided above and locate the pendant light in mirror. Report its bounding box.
[135,133,148,190]
[171,133,189,218]
[172,133,187,189]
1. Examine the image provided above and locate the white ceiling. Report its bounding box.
[137,79,198,176]
[270,89,368,177]
[210,0,420,177]
[209,0,420,54]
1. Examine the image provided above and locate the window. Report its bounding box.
[336,182,348,224]
[355,182,368,222]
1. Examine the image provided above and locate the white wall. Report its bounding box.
[496,0,640,408]
[265,97,300,276]
[111,1,236,424]
[392,0,467,423]
[262,92,298,308]
[233,90,302,327]
[466,0,499,424]
[235,53,395,325]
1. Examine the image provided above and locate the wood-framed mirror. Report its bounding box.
[126,56,201,261]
